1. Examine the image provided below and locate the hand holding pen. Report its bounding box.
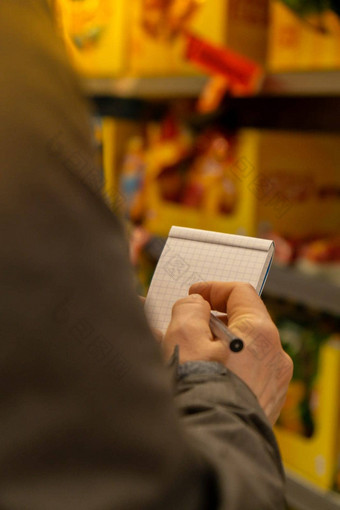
[162,281,293,425]
[188,281,293,425]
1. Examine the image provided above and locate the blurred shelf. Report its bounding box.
[264,265,340,315]
[85,73,340,130]
[286,470,340,510]
[216,95,340,132]
[84,75,207,120]
[263,70,340,96]
[89,95,150,120]
[83,75,209,99]
[84,71,340,98]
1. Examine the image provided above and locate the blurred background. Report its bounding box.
[51,2,340,509]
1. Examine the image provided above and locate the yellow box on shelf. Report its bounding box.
[90,116,143,210]
[100,126,340,242]
[243,130,340,240]
[53,0,268,78]
[129,0,268,76]
[275,340,340,490]
[52,0,129,77]
[125,128,340,240]
[142,130,259,238]
[268,0,340,71]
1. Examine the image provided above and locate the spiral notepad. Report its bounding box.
[145,226,275,334]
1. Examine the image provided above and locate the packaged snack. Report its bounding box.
[129,0,268,78]
[296,236,340,284]
[140,124,256,237]
[268,0,340,71]
[274,322,340,489]
[53,0,128,76]
[245,130,340,240]
[120,136,146,222]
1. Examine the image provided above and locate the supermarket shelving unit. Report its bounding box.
[85,71,340,130]
[84,75,209,98]
[285,469,340,510]
[264,267,340,510]
[264,265,340,317]
[84,70,340,97]
[84,70,340,510]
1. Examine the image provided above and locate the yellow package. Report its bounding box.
[268,1,340,71]
[238,130,340,240]
[53,1,268,78]
[53,0,129,77]
[275,340,340,490]
[142,128,258,237]
[129,0,268,76]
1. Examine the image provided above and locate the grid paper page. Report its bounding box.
[145,226,274,334]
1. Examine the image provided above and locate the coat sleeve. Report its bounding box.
[174,361,286,509]
[0,2,286,509]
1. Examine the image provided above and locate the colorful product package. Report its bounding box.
[52,0,129,77]
[54,1,268,79]
[275,335,340,490]
[129,0,268,76]
[89,117,143,211]
[118,127,340,241]
[240,130,340,240]
[268,0,340,71]
[267,297,340,490]
[138,124,258,237]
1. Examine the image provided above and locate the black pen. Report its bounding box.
[209,313,244,353]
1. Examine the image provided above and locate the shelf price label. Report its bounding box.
[185,31,264,96]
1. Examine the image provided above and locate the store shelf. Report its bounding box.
[83,75,209,99]
[84,71,340,98]
[85,73,340,130]
[286,470,340,510]
[263,70,340,96]
[217,95,340,132]
[264,265,340,316]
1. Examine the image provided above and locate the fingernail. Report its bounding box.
[189,294,203,300]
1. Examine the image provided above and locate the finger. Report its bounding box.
[189,281,280,351]
[165,294,230,363]
[152,328,164,343]
[189,281,271,324]
[167,294,212,341]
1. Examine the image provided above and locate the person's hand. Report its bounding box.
[163,292,227,362]
[163,282,293,425]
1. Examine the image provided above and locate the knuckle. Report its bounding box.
[172,295,210,317]
[173,294,203,307]
[172,298,187,311]
[246,317,285,363]
[171,297,191,314]
[273,349,293,383]
[238,282,257,294]
[282,351,294,380]
[251,316,280,343]
[262,319,280,343]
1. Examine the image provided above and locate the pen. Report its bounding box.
[209,313,244,353]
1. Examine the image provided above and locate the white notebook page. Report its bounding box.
[145,226,274,334]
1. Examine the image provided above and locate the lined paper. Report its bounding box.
[145,226,274,334]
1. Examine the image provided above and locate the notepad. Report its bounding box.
[145,226,275,334]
